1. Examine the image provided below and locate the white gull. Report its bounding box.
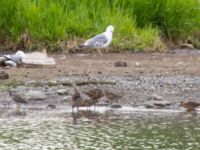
[81,25,114,49]
[4,50,25,63]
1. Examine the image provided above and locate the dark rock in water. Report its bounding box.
[0,71,9,80]
[47,104,56,109]
[96,103,109,107]
[110,103,122,108]
[114,61,127,67]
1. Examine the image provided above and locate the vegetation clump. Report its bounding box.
[0,0,200,52]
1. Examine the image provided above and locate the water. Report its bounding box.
[0,108,200,150]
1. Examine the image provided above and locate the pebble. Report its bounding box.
[57,89,68,95]
[110,103,122,108]
[114,61,127,67]
[149,94,164,101]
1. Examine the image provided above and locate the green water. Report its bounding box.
[0,109,199,150]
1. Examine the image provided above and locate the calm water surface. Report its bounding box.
[0,108,200,150]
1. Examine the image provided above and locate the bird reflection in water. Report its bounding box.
[71,110,111,125]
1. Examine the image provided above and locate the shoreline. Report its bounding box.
[1,49,200,112]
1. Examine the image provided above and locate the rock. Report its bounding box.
[110,103,122,108]
[97,71,102,74]
[96,103,109,107]
[57,89,68,95]
[135,62,140,66]
[114,61,127,67]
[144,100,171,108]
[0,71,9,80]
[148,94,163,101]
[153,101,171,107]
[63,96,71,101]
[47,104,56,109]
[25,91,47,101]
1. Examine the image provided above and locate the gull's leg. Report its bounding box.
[97,48,103,56]
[77,106,79,112]
[92,50,97,57]
[104,47,109,53]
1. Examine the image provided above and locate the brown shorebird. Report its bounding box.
[105,91,122,104]
[71,86,82,112]
[9,91,27,113]
[81,99,94,109]
[180,101,200,112]
[83,88,104,108]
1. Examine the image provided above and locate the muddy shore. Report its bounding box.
[1,49,200,110]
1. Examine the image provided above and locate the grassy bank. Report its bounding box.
[0,0,200,52]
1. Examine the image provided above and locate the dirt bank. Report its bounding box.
[1,49,200,110]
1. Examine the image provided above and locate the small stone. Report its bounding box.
[0,71,9,80]
[149,94,164,101]
[97,71,102,74]
[114,61,127,67]
[144,102,155,108]
[96,103,109,106]
[135,62,140,66]
[63,96,71,101]
[144,104,154,109]
[153,101,171,107]
[47,104,56,109]
[57,89,68,95]
[110,103,122,108]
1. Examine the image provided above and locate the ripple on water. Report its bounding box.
[0,110,200,149]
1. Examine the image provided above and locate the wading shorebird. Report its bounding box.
[81,99,94,110]
[180,101,200,112]
[71,85,83,112]
[9,91,27,113]
[80,25,114,54]
[105,91,122,104]
[83,88,104,109]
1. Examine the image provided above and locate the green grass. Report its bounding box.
[0,0,200,51]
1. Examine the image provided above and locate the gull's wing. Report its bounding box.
[85,33,108,48]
